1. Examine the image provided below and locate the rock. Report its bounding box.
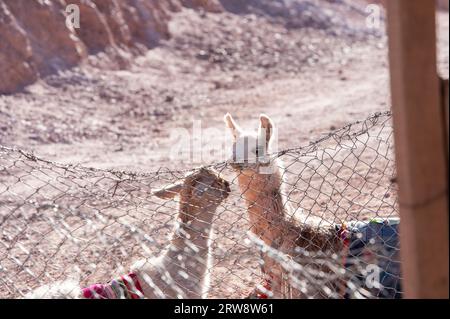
[5,0,87,76]
[196,50,210,60]
[92,0,133,47]
[0,1,37,93]
[181,0,223,13]
[69,0,116,54]
[0,0,222,94]
[213,81,223,89]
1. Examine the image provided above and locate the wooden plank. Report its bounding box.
[387,0,449,298]
[442,78,449,153]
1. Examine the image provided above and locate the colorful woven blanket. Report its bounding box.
[255,218,402,299]
[81,272,144,299]
[336,218,402,299]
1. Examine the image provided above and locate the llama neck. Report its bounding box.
[168,214,214,258]
[282,222,342,254]
[133,208,215,299]
[237,164,286,247]
[236,162,284,201]
[161,206,215,297]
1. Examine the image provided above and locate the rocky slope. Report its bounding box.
[0,0,380,94]
[0,0,446,94]
[0,0,223,94]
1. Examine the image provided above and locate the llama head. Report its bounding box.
[153,168,231,223]
[224,113,275,173]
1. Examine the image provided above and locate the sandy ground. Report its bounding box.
[0,5,448,298]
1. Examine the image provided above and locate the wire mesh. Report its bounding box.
[0,111,401,299]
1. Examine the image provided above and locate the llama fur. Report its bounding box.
[224,113,341,298]
[26,168,230,299]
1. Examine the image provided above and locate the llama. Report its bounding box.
[224,113,342,298]
[224,114,402,299]
[26,168,230,299]
[133,167,230,299]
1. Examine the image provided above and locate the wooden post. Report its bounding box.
[387,0,449,298]
[442,78,449,153]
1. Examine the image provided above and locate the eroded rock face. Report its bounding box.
[181,0,223,12]
[5,0,87,77]
[0,1,37,93]
[0,0,222,94]
[69,0,115,54]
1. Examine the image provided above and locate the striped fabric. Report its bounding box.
[81,272,144,299]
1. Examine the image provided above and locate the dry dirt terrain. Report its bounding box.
[0,1,448,298]
[1,3,448,171]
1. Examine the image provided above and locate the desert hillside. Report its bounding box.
[0,0,448,170]
[0,0,226,94]
[0,0,397,94]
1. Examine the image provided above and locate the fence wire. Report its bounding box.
[0,111,401,299]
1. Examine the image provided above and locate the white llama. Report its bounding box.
[26,168,230,299]
[224,113,341,298]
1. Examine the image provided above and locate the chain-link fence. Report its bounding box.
[0,111,401,299]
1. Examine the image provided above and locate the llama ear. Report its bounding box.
[259,114,274,145]
[152,182,183,199]
[224,113,240,140]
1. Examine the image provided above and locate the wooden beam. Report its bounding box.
[387,0,449,298]
[442,78,449,154]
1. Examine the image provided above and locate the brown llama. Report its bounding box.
[224,113,342,298]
